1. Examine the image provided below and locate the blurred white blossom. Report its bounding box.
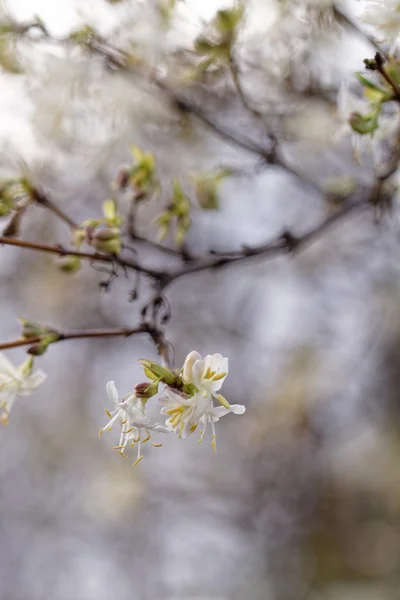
[363,0,400,50]
[0,354,46,424]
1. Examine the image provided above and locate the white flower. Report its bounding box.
[160,386,245,450]
[182,351,229,398]
[362,1,400,50]
[0,353,46,424]
[100,381,169,466]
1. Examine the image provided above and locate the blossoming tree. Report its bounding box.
[0,0,399,467]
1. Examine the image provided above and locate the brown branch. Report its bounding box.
[0,236,166,280]
[32,189,78,229]
[165,198,369,283]
[0,323,157,350]
[0,322,174,367]
[372,53,400,99]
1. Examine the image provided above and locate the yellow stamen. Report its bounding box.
[153,443,163,448]
[0,415,9,426]
[213,371,227,382]
[121,427,134,434]
[132,456,143,467]
[169,412,182,428]
[166,407,182,416]
[202,368,216,380]
[119,451,128,459]
[107,427,112,431]
[133,435,140,443]
[190,423,198,433]
[105,409,112,418]
[178,420,186,438]
[98,428,104,438]
[211,436,217,452]
[142,434,151,444]
[121,419,127,425]
[216,394,230,409]
[113,445,124,450]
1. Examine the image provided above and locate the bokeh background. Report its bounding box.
[2,1,400,599]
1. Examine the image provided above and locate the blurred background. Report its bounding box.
[2,1,400,599]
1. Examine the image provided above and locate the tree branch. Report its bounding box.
[0,236,166,281]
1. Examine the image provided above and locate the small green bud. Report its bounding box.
[72,228,86,248]
[349,111,378,135]
[56,255,82,273]
[18,317,43,339]
[91,228,122,254]
[27,332,59,356]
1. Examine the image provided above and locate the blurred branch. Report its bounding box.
[0,323,171,365]
[0,235,167,280]
[166,198,369,283]
[32,188,78,229]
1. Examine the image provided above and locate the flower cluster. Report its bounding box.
[100,351,246,466]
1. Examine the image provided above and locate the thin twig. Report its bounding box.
[0,236,166,280]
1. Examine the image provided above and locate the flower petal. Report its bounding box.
[19,369,47,395]
[230,404,246,415]
[212,404,246,419]
[182,350,202,384]
[0,353,21,380]
[191,359,205,389]
[106,381,119,406]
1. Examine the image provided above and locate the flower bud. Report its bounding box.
[56,255,82,273]
[91,228,122,254]
[72,228,86,248]
[135,381,159,399]
[27,332,59,356]
[115,168,129,190]
[19,317,44,339]
[27,342,48,356]
[138,359,175,385]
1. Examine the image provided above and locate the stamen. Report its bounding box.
[216,394,230,409]
[119,451,128,459]
[211,435,217,452]
[98,428,104,438]
[105,409,112,418]
[153,443,163,448]
[190,423,198,433]
[213,372,227,382]
[142,434,151,444]
[132,456,143,467]
[121,427,134,434]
